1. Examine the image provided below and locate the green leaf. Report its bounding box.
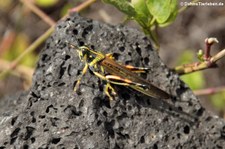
[146,0,177,24]
[131,0,150,17]
[159,6,178,27]
[131,0,152,26]
[102,0,136,17]
[197,49,204,62]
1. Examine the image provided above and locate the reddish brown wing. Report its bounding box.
[100,56,170,99]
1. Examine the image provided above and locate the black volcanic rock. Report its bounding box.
[0,13,224,149]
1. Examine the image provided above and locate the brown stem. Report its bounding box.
[210,49,225,63]
[204,39,211,59]
[194,86,225,96]
[174,60,216,75]
[204,37,219,60]
[174,47,225,75]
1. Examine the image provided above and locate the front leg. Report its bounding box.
[74,63,89,92]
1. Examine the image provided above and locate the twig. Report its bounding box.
[174,38,225,75]
[19,0,56,26]
[194,86,225,96]
[174,60,216,75]
[210,49,225,63]
[204,37,219,60]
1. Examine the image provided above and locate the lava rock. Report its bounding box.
[0,13,224,149]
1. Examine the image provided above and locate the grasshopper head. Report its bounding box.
[77,46,97,63]
[69,44,100,63]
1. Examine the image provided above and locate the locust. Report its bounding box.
[69,43,170,100]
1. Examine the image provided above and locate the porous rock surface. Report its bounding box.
[0,13,225,149]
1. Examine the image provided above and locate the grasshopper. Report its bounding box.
[69,44,170,100]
